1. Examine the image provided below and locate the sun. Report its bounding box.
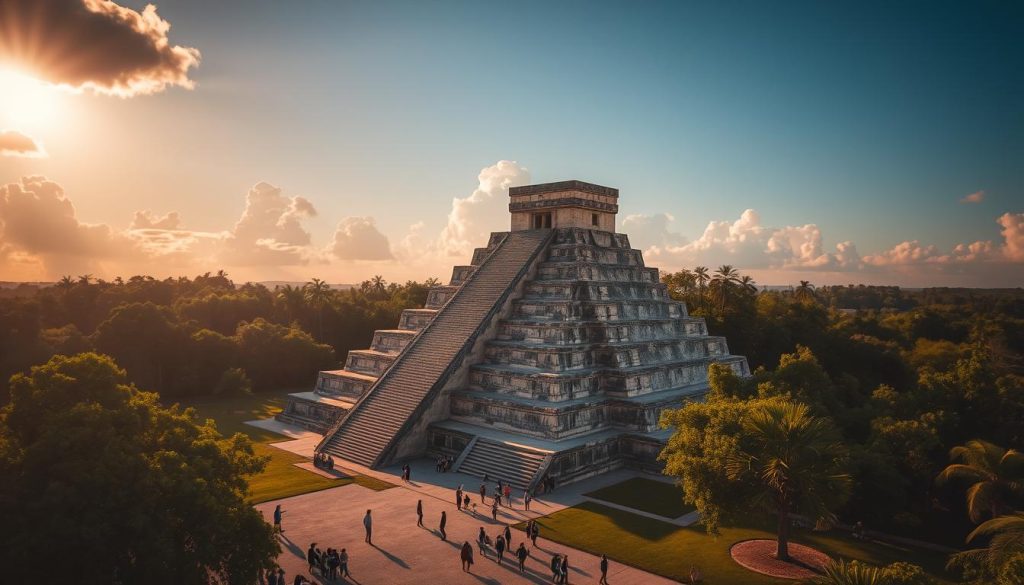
[0,69,62,129]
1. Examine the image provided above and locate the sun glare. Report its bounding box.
[0,69,62,129]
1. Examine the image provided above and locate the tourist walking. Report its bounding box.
[560,554,570,584]
[516,542,529,573]
[504,483,512,507]
[456,486,463,510]
[531,521,540,546]
[480,482,487,503]
[273,504,285,533]
[417,499,424,527]
[339,548,350,577]
[525,490,532,511]
[363,509,373,544]
[504,524,512,546]
[600,554,609,584]
[491,499,499,520]
[495,533,506,564]
[439,510,447,541]
[550,554,561,582]
[461,541,474,572]
[463,493,471,512]
[306,543,318,573]
[477,527,489,557]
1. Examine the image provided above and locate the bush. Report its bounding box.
[214,367,252,396]
[880,562,934,585]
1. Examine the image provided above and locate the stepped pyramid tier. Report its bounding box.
[290,180,748,491]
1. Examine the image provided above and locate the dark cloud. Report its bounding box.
[0,0,200,96]
[0,130,45,157]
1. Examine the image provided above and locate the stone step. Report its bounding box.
[496,317,706,345]
[370,329,417,353]
[425,285,460,309]
[344,349,396,377]
[536,264,660,283]
[482,336,730,371]
[523,280,670,302]
[470,355,750,401]
[398,308,438,331]
[512,298,686,321]
[457,440,548,491]
[318,229,554,468]
[314,369,377,398]
[449,265,478,286]
[544,244,645,266]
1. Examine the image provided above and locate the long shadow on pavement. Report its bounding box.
[370,543,410,569]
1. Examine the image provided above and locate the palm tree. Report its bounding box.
[304,278,332,341]
[694,266,709,312]
[950,512,1024,578]
[424,277,441,287]
[57,275,74,292]
[371,274,387,299]
[795,280,816,304]
[710,265,740,314]
[276,284,306,323]
[739,275,758,296]
[77,274,93,285]
[726,401,851,561]
[804,559,882,585]
[936,440,1024,523]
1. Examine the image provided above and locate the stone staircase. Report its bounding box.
[457,439,549,491]
[317,229,554,468]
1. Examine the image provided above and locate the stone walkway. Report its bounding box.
[251,420,683,584]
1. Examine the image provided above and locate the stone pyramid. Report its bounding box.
[279,181,749,490]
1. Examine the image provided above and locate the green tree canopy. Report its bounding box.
[660,396,850,560]
[0,353,278,584]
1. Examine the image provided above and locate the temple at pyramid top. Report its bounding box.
[509,180,619,231]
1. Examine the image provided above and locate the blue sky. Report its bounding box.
[0,0,1021,285]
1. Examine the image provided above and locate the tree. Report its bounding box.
[936,440,1024,523]
[710,265,740,314]
[950,512,1024,581]
[303,277,332,341]
[276,284,306,323]
[660,396,850,561]
[0,353,278,584]
[795,280,817,304]
[726,401,851,560]
[694,266,709,312]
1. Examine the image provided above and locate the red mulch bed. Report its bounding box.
[730,539,832,580]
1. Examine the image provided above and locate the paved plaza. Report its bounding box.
[254,443,682,584]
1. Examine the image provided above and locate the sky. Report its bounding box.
[0,0,1021,287]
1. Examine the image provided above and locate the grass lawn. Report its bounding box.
[519,501,958,585]
[177,392,393,504]
[584,477,694,518]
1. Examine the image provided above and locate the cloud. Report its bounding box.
[130,210,180,229]
[0,130,45,157]
[641,209,860,271]
[330,216,393,261]
[620,213,687,251]
[960,190,985,204]
[220,182,318,265]
[0,176,129,257]
[0,0,200,97]
[437,160,530,257]
[999,212,1024,262]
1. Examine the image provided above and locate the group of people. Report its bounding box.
[473,525,531,571]
[259,567,310,585]
[434,455,454,472]
[306,543,351,581]
[313,452,335,470]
